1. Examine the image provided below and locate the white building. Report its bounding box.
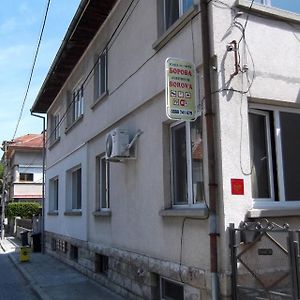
[31,0,300,299]
[6,134,44,203]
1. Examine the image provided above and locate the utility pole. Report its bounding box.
[1,141,8,241]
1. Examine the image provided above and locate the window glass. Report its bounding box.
[165,0,179,30]
[72,168,82,209]
[172,123,187,204]
[249,113,271,199]
[19,173,34,182]
[98,156,109,209]
[183,0,194,12]
[190,120,204,203]
[280,112,300,201]
[49,177,59,211]
[99,53,107,96]
[161,278,184,300]
[254,0,300,14]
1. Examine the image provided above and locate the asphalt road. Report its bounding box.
[0,249,38,300]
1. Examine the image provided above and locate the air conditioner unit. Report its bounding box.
[106,128,129,159]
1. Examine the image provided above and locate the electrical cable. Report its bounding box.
[12,0,51,141]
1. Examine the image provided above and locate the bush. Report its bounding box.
[6,202,41,218]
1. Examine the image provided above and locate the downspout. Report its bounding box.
[200,0,219,299]
[31,112,46,254]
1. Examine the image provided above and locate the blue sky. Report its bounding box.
[0,0,80,144]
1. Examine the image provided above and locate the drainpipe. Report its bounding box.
[200,0,219,299]
[31,112,46,254]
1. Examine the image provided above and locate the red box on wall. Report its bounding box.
[231,178,244,195]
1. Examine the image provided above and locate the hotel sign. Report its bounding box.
[165,58,196,121]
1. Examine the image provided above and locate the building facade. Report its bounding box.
[31,0,300,299]
[6,134,44,203]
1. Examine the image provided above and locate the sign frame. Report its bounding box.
[165,57,197,121]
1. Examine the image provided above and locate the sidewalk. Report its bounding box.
[0,237,124,300]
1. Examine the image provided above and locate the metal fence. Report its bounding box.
[229,219,300,299]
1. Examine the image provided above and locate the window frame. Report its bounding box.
[49,176,59,212]
[19,172,34,182]
[163,0,194,32]
[96,155,110,211]
[94,50,107,102]
[68,166,82,211]
[67,82,84,129]
[170,119,205,208]
[249,104,300,208]
[50,112,60,145]
[160,277,184,300]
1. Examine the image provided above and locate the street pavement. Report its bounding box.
[0,245,38,300]
[0,237,125,300]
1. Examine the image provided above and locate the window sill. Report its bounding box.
[159,207,208,218]
[65,114,83,134]
[91,91,108,110]
[48,137,60,150]
[247,207,300,218]
[152,5,199,51]
[236,0,300,24]
[64,210,82,216]
[47,211,59,216]
[93,210,111,217]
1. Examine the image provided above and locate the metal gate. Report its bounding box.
[229,219,300,299]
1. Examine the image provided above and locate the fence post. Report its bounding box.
[288,231,300,300]
[229,223,237,300]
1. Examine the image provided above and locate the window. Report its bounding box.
[50,113,60,144]
[95,253,109,275]
[160,277,184,300]
[164,0,194,31]
[67,83,84,126]
[249,107,300,205]
[19,173,34,182]
[49,177,59,211]
[70,245,79,262]
[71,167,82,210]
[253,0,300,14]
[96,155,110,210]
[171,118,204,206]
[94,50,107,101]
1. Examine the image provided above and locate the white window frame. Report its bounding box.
[170,120,204,208]
[249,104,300,208]
[68,82,84,127]
[50,113,60,143]
[49,177,59,212]
[96,155,110,211]
[163,0,194,31]
[94,50,107,102]
[67,166,82,211]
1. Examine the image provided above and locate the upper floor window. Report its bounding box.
[94,50,107,101]
[50,113,60,144]
[19,173,34,182]
[249,106,300,206]
[67,83,84,127]
[164,0,194,31]
[170,118,204,207]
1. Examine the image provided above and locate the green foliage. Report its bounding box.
[6,202,41,218]
[0,163,3,179]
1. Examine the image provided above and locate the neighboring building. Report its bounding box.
[6,134,44,203]
[31,0,300,299]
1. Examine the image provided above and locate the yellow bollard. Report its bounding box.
[19,246,30,262]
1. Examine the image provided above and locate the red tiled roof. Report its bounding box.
[10,134,44,149]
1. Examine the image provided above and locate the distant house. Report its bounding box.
[6,134,44,203]
[31,0,300,299]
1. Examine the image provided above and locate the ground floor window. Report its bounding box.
[170,118,204,206]
[249,106,300,204]
[160,277,184,300]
